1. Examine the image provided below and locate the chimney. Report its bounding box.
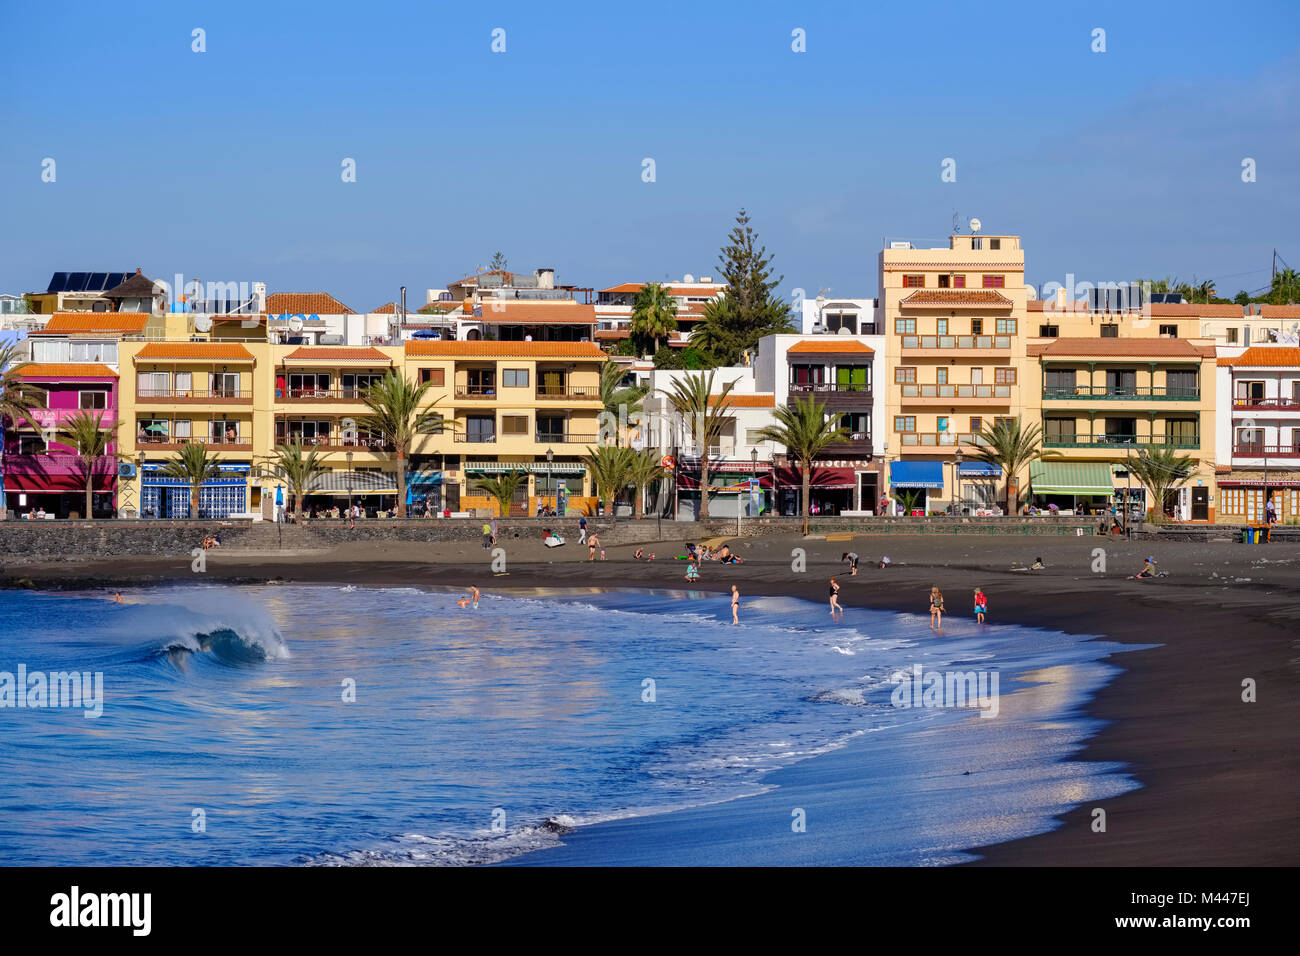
[252,282,267,313]
[535,268,555,290]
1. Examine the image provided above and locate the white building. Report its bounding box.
[1214,343,1300,522]
[799,295,878,335]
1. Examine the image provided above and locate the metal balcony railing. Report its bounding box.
[535,385,600,399]
[900,335,1012,350]
[535,432,599,445]
[900,384,1013,399]
[1042,386,1200,401]
[137,388,248,400]
[1042,435,1201,449]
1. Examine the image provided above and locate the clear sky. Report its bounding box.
[2,0,1297,309]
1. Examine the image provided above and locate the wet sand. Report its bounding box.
[4,530,1298,865]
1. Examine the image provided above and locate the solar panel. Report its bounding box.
[67,272,91,291]
[47,272,70,293]
[88,272,109,290]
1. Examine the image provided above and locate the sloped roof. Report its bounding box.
[709,394,775,407]
[104,269,159,299]
[405,341,606,359]
[1027,337,1215,358]
[284,347,391,363]
[474,302,597,324]
[134,343,255,361]
[16,363,117,379]
[787,339,874,354]
[900,289,1013,307]
[266,292,354,314]
[31,312,150,336]
[1216,346,1300,368]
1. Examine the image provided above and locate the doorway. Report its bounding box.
[1191,487,1209,521]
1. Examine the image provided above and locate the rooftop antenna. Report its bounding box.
[952,210,961,234]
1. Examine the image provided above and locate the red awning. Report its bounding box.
[676,474,775,491]
[774,466,858,489]
[3,474,114,492]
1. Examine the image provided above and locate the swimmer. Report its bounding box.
[457,586,480,609]
[112,592,123,603]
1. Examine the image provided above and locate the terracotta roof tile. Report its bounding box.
[786,339,875,354]
[16,363,118,379]
[265,292,354,314]
[899,289,1013,307]
[134,343,255,361]
[32,312,150,335]
[405,341,607,359]
[1261,305,1300,319]
[709,394,775,407]
[599,282,725,297]
[1216,346,1300,368]
[474,302,597,324]
[1027,337,1215,358]
[283,347,393,363]
[370,302,398,314]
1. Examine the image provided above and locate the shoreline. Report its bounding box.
[4,532,1298,865]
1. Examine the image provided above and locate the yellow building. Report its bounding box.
[878,234,1030,511]
[115,332,608,517]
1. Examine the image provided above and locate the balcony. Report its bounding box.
[899,383,1013,405]
[454,386,497,400]
[134,435,253,452]
[535,385,600,400]
[1232,443,1300,460]
[1043,435,1200,450]
[899,432,989,449]
[137,387,253,405]
[788,382,873,410]
[1043,386,1200,402]
[900,334,1012,355]
[823,433,873,456]
[454,433,497,444]
[279,387,373,403]
[536,431,599,445]
[1232,397,1300,412]
[276,434,395,453]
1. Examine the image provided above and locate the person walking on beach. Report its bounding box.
[929,587,945,628]
[828,577,843,618]
[841,551,859,576]
[489,517,498,546]
[973,587,987,624]
[587,531,601,561]
[1266,496,1277,525]
[481,521,492,549]
[578,515,587,544]
[731,585,740,625]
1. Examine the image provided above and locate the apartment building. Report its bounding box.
[1214,345,1300,523]
[595,277,726,352]
[799,296,878,335]
[878,234,1029,512]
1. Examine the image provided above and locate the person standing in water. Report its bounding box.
[973,586,987,624]
[929,586,945,628]
[828,577,843,618]
[731,585,740,625]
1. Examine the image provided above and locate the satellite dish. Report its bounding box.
[969,218,982,233]
[288,315,305,333]
[194,315,213,332]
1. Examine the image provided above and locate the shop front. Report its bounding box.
[142,463,249,519]
[773,465,856,516]
[888,461,944,515]
[297,469,400,517]
[956,460,1001,512]
[3,454,116,518]
[677,461,773,519]
[1028,461,1113,515]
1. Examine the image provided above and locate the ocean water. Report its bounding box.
[0,584,1139,866]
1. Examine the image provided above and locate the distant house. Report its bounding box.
[27,272,135,314]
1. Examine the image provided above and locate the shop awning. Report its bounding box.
[2,474,114,492]
[678,474,774,491]
[773,466,856,489]
[958,461,1001,477]
[890,461,944,489]
[1029,461,1114,495]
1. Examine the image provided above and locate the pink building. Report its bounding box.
[3,363,119,518]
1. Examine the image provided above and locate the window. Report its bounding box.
[17,433,45,454]
[938,275,951,288]
[969,417,982,433]
[1106,369,1137,395]
[1166,370,1198,398]
[502,369,530,388]
[341,373,384,397]
[970,318,982,335]
[173,419,191,440]
[790,364,825,388]
[835,365,870,391]
[1100,324,1119,337]
[1226,327,1239,344]
[826,313,857,333]
[903,275,925,288]
[466,369,496,394]
[537,415,566,440]
[952,275,965,288]
[1038,324,1059,337]
[745,429,766,446]
[995,318,1016,335]
[982,275,1005,288]
[994,367,1016,384]
[936,368,948,385]
[895,367,916,383]
[210,419,240,443]
[894,318,916,334]
[936,416,949,433]
[174,372,192,395]
[289,373,330,396]
[465,415,495,442]
[1157,324,1179,337]
[971,237,983,250]
[989,238,1001,250]
[502,415,529,435]
[1165,419,1198,445]
[1043,418,1076,443]
[970,367,984,385]
[139,371,169,397]
[894,416,915,432]
[1044,368,1076,395]
[210,372,238,398]
[419,368,445,386]
[138,418,168,442]
[838,412,869,438]
[79,391,108,410]
[936,318,948,335]
[994,416,1016,430]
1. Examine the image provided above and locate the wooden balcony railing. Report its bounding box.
[1043,435,1201,449]
[535,386,600,399]
[1042,386,1200,401]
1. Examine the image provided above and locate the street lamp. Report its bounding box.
[546,447,554,515]
[345,450,354,519]
[955,447,963,516]
[751,445,759,517]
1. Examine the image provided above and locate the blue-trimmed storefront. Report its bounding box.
[141,463,250,519]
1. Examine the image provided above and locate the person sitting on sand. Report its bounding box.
[685,557,700,582]
[1129,557,1163,579]
[879,555,891,570]
[717,544,742,565]
[634,547,645,560]
[929,586,945,628]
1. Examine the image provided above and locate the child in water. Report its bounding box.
[973,587,987,624]
[929,587,945,628]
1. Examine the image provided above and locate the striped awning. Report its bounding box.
[462,461,585,474]
[1029,461,1114,495]
[306,471,398,493]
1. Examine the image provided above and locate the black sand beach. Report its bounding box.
[4,530,1297,866]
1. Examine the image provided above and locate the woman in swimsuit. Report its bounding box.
[929,586,945,628]
[828,577,843,617]
[973,587,987,624]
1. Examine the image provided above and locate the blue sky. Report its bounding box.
[2,0,1297,309]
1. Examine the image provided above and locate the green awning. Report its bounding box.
[1030,461,1114,495]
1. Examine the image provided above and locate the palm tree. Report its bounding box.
[599,360,647,446]
[160,442,222,519]
[269,439,328,522]
[627,447,666,517]
[475,469,527,518]
[1,344,42,510]
[964,417,1058,515]
[665,370,736,519]
[357,371,447,517]
[688,297,732,361]
[57,410,118,520]
[629,282,678,355]
[1126,446,1195,523]
[755,396,848,535]
[583,444,636,515]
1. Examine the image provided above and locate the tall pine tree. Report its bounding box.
[691,209,796,365]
